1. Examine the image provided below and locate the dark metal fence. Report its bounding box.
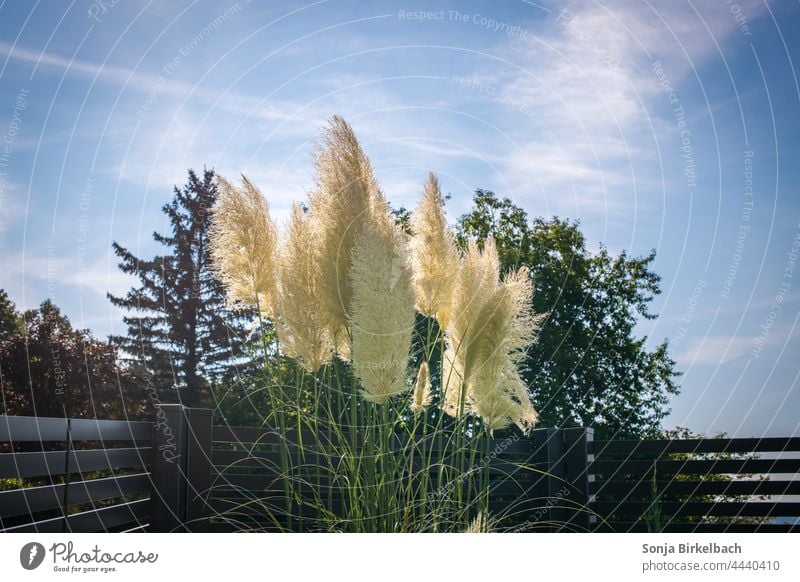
[198,421,592,532]
[590,437,800,532]
[0,415,151,532]
[1,407,798,532]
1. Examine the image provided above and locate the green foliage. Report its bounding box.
[0,289,22,339]
[391,205,413,235]
[212,319,290,426]
[643,469,663,533]
[0,477,26,492]
[456,190,680,438]
[108,169,255,408]
[0,299,148,419]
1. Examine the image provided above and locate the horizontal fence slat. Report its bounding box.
[0,473,151,517]
[0,447,151,479]
[594,479,800,498]
[69,418,152,441]
[0,415,151,442]
[594,501,800,518]
[210,473,356,493]
[209,471,544,500]
[592,437,800,456]
[206,500,353,530]
[211,426,538,457]
[120,523,149,533]
[0,416,69,442]
[212,425,286,445]
[189,521,241,532]
[212,427,370,449]
[212,449,283,469]
[211,473,282,491]
[211,448,545,478]
[590,458,800,476]
[2,498,150,533]
[211,472,372,495]
[209,496,344,517]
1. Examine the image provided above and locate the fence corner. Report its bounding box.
[149,405,212,532]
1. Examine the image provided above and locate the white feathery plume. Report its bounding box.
[409,172,460,330]
[411,360,432,414]
[208,175,278,316]
[274,203,333,373]
[349,225,416,404]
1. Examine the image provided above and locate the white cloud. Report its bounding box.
[0,249,134,301]
[1,1,770,221]
[0,180,25,234]
[676,320,797,367]
[0,40,304,124]
[676,335,756,366]
[451,0,768,218]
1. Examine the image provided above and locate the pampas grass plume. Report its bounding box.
[310,115,387,358]
[411,360,432,414]
[464,511,496,533]
[209,175,278,316]
[275,203,333,373]
[469,266,543,433]
[441,239,501,417]
[409,172,459,330]
[442,239,542,433]
[349,225,416,404]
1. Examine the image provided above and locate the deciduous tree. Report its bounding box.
[456,190,680,438]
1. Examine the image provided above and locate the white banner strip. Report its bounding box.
[1,533,798,581]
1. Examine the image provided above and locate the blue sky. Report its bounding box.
[1,0,799,436]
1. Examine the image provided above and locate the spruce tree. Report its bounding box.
[108,169,254,407]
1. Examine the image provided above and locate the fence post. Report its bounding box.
[563,427,594,532]
[184,407,213,528]
[532,427,566,532]
[149,405,213,532]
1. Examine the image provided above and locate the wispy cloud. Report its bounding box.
[0,40,301,123]
[0,40,166,89]
[676,322,797,367]
[449,0,768,217]
[0,180,25,235]
[0,248,133,301]
[677,335,757,366]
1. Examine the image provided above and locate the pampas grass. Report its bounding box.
[208,176,278,315]
[411,360,432,414]
[442,239,502,418]
[468,267,543,433]
[464,511,496,533]
[349,225,416,403]
[409,172,459,329]
[442,239,542,433]
[309,115,387,357]
[209,115,548,532]
[275,203,333,373]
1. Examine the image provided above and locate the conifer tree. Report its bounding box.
[108,169,254,407]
